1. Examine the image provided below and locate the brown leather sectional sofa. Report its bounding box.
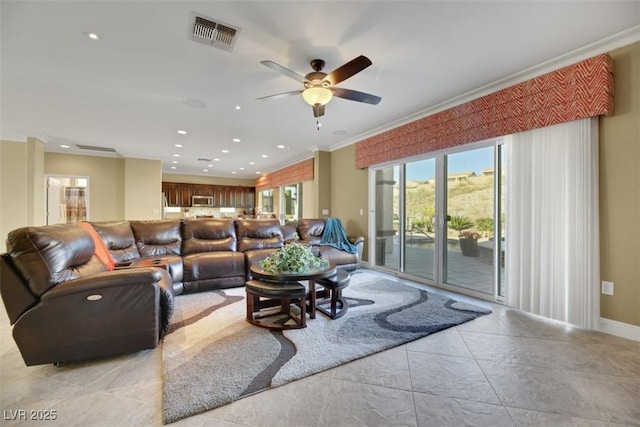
[0,218,363,366]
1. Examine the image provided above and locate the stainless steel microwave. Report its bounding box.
[192,196,214,207]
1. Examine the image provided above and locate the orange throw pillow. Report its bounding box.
[78,222,116,271]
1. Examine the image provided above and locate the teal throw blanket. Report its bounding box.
[320,218,357,254]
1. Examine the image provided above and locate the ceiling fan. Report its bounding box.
[256,55,381,119]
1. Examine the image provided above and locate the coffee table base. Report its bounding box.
[245,280,307,330]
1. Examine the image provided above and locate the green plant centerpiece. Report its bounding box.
[259,241,330,274]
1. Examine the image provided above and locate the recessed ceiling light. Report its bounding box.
[248,161,255,165]
[239,167,245,170]
[177,130,187,135]
[232,171,237,175]
[174,144,183,148]
[214,158,220,162]
[87,32,99,40]
[235,105,241,110]
[172,160,178,164]
[256,171,261,174]
[261,154,268,158]
[173,154,180,157]
[232,138,241,143]
[208,164,213,167]
[60,144,70,148]
[170,166,176,170]
[203,169,208,172]
[277,145,285,149]
[222,149,229,153]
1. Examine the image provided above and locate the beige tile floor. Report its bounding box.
[1,269,639,427]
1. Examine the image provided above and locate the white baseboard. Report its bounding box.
[598,317,640,342]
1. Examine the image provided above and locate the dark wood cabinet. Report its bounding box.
[213,186,224,207]
[223,187,235,207]
[162,182,255,208]
[191,184,214,197]
[162,182,192,207]
[163,183,182,207]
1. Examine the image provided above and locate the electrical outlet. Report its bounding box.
[359,208,364,216]
[601,281,614,296]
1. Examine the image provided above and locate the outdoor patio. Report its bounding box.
[378,235,502,295]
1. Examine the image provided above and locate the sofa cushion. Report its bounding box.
[182,219,237,254]
[130,220,182,258]
[281,223,298,242]
[6,224,107,297]
[90,221,140,263]
[235,219,283,252]
[78,222,116,270]
[297,219,325,245]
[182,251,245,293]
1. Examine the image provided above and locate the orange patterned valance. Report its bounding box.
[355,54,614,168]
[255,158,314,191]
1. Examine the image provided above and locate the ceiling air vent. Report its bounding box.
[76,144,117,153]
[197,157,212,162]
[190,13,240,52]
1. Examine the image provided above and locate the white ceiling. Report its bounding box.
[1,1,638,179]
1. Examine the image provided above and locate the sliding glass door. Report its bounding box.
[371,141,505,301]
[404,158,436,280]
[444,147,495,295]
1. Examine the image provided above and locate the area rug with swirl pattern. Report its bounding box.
[162,271,491,424]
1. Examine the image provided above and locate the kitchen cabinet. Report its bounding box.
[162,182,192,207]
[162,182,255,208]
[191,184,214,197]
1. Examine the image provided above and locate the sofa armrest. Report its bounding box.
[348,236,364,268]
[348,236,365,246]
[41,268,172,300]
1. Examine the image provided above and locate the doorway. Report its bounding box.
[45,175,90,225]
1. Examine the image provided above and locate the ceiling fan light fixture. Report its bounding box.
[302,86,333,106]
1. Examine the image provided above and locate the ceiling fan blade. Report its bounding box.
[256,90,303,101]
[333,87,381,105]
[260,60,309,83]
[313,104,325,118]
[325,55,372,86]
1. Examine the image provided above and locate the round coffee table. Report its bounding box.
[249,263,337,319]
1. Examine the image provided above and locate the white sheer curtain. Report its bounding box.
[506,118,600,329]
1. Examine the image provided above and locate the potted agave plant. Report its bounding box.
[458,230,481,257]
[449,215,480,257]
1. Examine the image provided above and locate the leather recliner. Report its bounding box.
[1,224,174,366]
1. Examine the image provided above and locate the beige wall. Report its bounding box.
[330,144,369,261]
[0,140,39,241]
[26,138,45,227]
[124,158,162,220]
[45,153,125,221]
[313,151,332,218]
[302,180,315,218]
[599,42,640,326]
